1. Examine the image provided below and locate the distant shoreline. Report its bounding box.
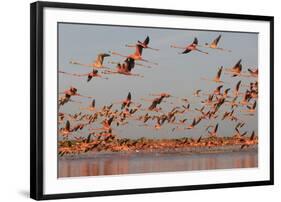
[59,139,258,160]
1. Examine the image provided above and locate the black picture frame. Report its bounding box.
[30,1,274,200]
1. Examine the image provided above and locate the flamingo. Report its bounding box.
[203,35,231,52]
[113,92,133,109]
[233,128,247,139]
[201,94,214,106]
[90,117,114,132]
[222,88,231,98]
[186,117,202,129]
[240,90,252,106]
[170,37,208,54]
[240,131,257,149]
[125,36,159,51]
[148,95,166,111]
[222,109,238,121]
[207,123,219,137]
[70,53,110,69]
[108,60,152,68]
[193,89,202,97]
[59,69,108,82]
[140,118,163,130]
[59,87,91,106]
[242,101,257,114]
[103,58,143,77]
[213,66,223,82]
[109,38,158,65]
[59,120,72,137]
[201,66,224,83]
[60,86,78,96]
[233,80,242,97]
[225,59,242,74]
[80,99,97,111]
[213,85,224,95]
[248,68,258,77]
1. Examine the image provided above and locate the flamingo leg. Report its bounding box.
[102,70,118,75]
[147,46,159,51]
[215,47,232,52]
[135,62,152,68]
[140,58,158,65]
[195,48,208,54]
[70,60,92,67]
[129,73,144,78]
[109,51,128,58]
[125,44,136,48]
[69,99,82,104]
[170,44,186,49]
[75,94,94,99]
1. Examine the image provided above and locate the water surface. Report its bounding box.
[59,150,258,177]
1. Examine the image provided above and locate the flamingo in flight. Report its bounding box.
[225,59,243,75]
[207,123,219,137]
[186,117,202,130]
[80,99,97,111]
[90,117,114,132]
[109,36,158,65]
[248,68,258,77]
[242,101,257,114]
[147,95,166,112]
[201,66,224,83]
[233,128,247,139]
[233,80,242,97]
[108,60,152,69]
[193,89,202,97]
[170,37,208,54]
[125,36,159,51]
[59,120,84,137]
[59,86,92,106]
[241,131,257,149]
[113,92,134,109]
[103,58,143,77]
[70,53,110,69]
[203,35,231,52]
[59,69,108,82]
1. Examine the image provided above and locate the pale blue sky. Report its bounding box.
[58,23,258,139]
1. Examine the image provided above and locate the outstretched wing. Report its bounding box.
[236,80,241,91]
[127,92,132,101]
[211,35,221,46]
[181,49,192,54]
[252,101,257,109]
[91,99,95,107]
[250,131,255,140]
[193,37,198,45]
[214,123,219,133]
[65,120,70,131]
[197,136,202,143]
[248,68,254,73]
[87,74,92,82]
[143,36,149,45]
[233,59,242,69]
[217,66,223,78]
[108,117,114,126]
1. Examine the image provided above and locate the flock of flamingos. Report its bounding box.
[58,34,258,157]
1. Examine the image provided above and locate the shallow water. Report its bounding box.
[58,149,258,177]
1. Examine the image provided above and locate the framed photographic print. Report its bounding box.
[30,1,274,200]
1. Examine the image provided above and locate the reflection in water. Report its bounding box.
[59,151,258,177]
